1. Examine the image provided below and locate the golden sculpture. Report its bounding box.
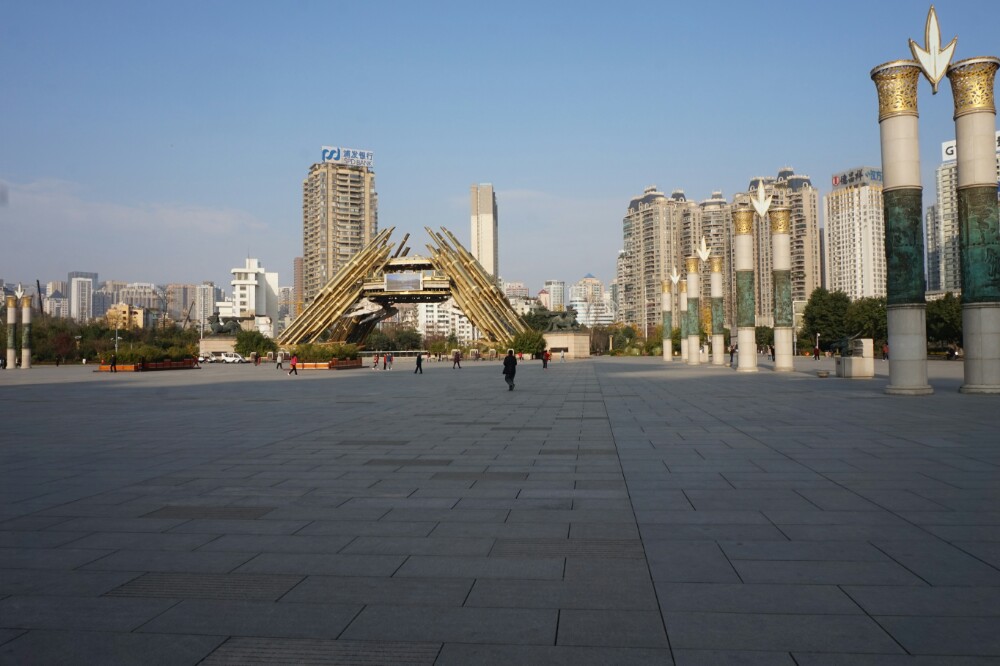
[870,60,921,121]
[769,207,791,235]
[947,57,999,118]
[733,208,754,236]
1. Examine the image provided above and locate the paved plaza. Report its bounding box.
[1,355,998,664]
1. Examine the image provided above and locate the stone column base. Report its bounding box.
[960,303,1000,394]
[686,336,701,366]
[774,327,794,372]
[737,327,758,373]
[885,305,932,395]
[711,334,725,366]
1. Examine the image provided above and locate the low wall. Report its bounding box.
[97,360,198,372]
[543,332,590,359]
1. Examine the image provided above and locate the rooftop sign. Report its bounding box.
[321,146,374,168]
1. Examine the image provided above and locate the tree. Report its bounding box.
[846,297,887,343]
[522,308,552,332]
[670,327,681,355]
[801,288,850,349]
[755,326,774,347]
[234,330,277,358]
[394,328,423,350]
[509,330,546,356]
[926,292,962,347]
[365,330,391,350]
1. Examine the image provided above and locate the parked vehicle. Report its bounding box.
[218,352,246,364]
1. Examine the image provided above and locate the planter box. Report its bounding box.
[328,359,363,370]
[97,360,198,372]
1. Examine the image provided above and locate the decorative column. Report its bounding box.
[710,257,726,366]
[770,207,794,371]
[20,296,32,369]
[679,279,688,361]
[733,207,757,372]
[5,295,16,369]
[948,57,1000,393]
[661,280,673,361]
[871,60,933,394]
[686,257,701,366]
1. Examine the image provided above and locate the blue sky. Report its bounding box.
[1,0,996,294]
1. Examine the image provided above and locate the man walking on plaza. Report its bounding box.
[502,348,517,391]
[452,350,461,369]
[414,352,423,374]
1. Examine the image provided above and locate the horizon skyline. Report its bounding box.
[2,1,996,293]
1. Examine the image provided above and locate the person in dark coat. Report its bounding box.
[414,352,423,374]
[502,348,517,391]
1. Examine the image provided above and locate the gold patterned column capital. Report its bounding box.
[5,295,16,309]
[678,279,687,292]
[661,280,671,294]
[870,60,921,121]
[686,257,700,274]
[947,56,1000,118]
[711,257,723,273]
[769,207,791,234]
[20,296,32,309]
[733,207,754,235]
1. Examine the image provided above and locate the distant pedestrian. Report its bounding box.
[383,354,387,370]
[542,349,550,369]
[769,344,775,361]
[276,352,283,370]
[813,345,820,360]
[414,352,423,374]
[729,344,736,366]
[882,343,889,361]
[502,348,517,391]
[288,354,298,376]
[560,350,565,362]
[372,354,379,370]
[453,350,461,369]
[109,354,117,373]
[387,353,393,370]
[55,356,60,367]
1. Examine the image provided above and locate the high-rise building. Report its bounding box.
[117,283,162,311]
[503,281,528,299]
[293,256,304,318]
[544,280,566,311]
[230,257,279,336]
[165,284,199,320]
[69,277,94,323]
[569,274,611,326]
[823,167,886,300]
[302,147,377,307]
[695,191,733,328]
[470,184,499,280]
[194,282,221,333]
[928,134,1000,294]
[67,271,97,316]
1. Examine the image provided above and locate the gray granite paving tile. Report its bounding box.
[558,609,668,647]
[454,497,572,510]
[235,553,406,576]
[0,630,225,666]
[395,555,564,580]
[0,595,176,631]
[465,578,657,610]
[656,582,862,614]
[379,508,509,523]
[563,557,652,584]
[435,643,674,665]
[763,510,908,525]
[872,539,1000,585]
[64,532,219,551]
[165,518,312,535]
[339,536,494,556]
[569,522,640,539]
[137,599,360,638]
[0,569,140,597]
[506,509,635,523]
[281,576,473,606]
[720,540,888,561]
[793,654,999,665]
[297,520,437,537]
[683,490,820,512]
[81,549,254,573]
[44,517,187,533]
[674,649,796,665]
[0,531,90,548]
[199,637,441,666]
[635,510,769,525]
[639,524,789,541]
[732,560,926,585]
[0,516,74,531]
[776,524,936,541]
[954,541,1000,569]
[0,628,25,646]
[428,522,569,539]
[644,541,741,583]
[663,612,903,653]
[924,525,1000,542]
[195,534,355,554]
[876,616,1000,656]
[844,586,1000,616]
[0,548,112,570]
[339,605,556,644]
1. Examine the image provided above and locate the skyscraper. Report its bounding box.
[544,280,566,311]
[302,147,377,308]
[69,277,93,323]
[823,167,886,300]
[470,184,499,280]
[67,271,97,316]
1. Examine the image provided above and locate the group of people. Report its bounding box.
[371,353,394,370]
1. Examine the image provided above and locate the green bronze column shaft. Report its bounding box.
[733,207,757,372]
[710,256,725,366]
[679,280,688,362]
[5,295,16,369]
[871,60,932,394]
[661,280,673,361]
[948,57,1000,393]
[686,257,701,366]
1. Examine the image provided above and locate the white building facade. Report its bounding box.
[823,167,886,300]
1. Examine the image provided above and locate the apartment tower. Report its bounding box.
[823,167,886,300]
[302,147,378,307]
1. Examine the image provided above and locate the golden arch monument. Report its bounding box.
[278,227,528,346]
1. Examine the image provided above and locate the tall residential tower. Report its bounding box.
[470,184,499,280]
[823,167,886,300]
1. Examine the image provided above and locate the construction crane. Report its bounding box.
[180,301,196,329]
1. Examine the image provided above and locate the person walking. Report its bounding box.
[414,352,423,374]
[276,352,283,370]
[109,354,117,373]
[372,354,379,370]
[288,354,298,376]
[383,354,387,371]
[387,353,393,370]
[452,350,461,369]
[813,345,820,361]
[729,344,737,366]
[502,348,517,390]
[882,342,889,361]
[542,349,550,369]
[560,350,565,362]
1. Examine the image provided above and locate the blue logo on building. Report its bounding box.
[322,147,341,162]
